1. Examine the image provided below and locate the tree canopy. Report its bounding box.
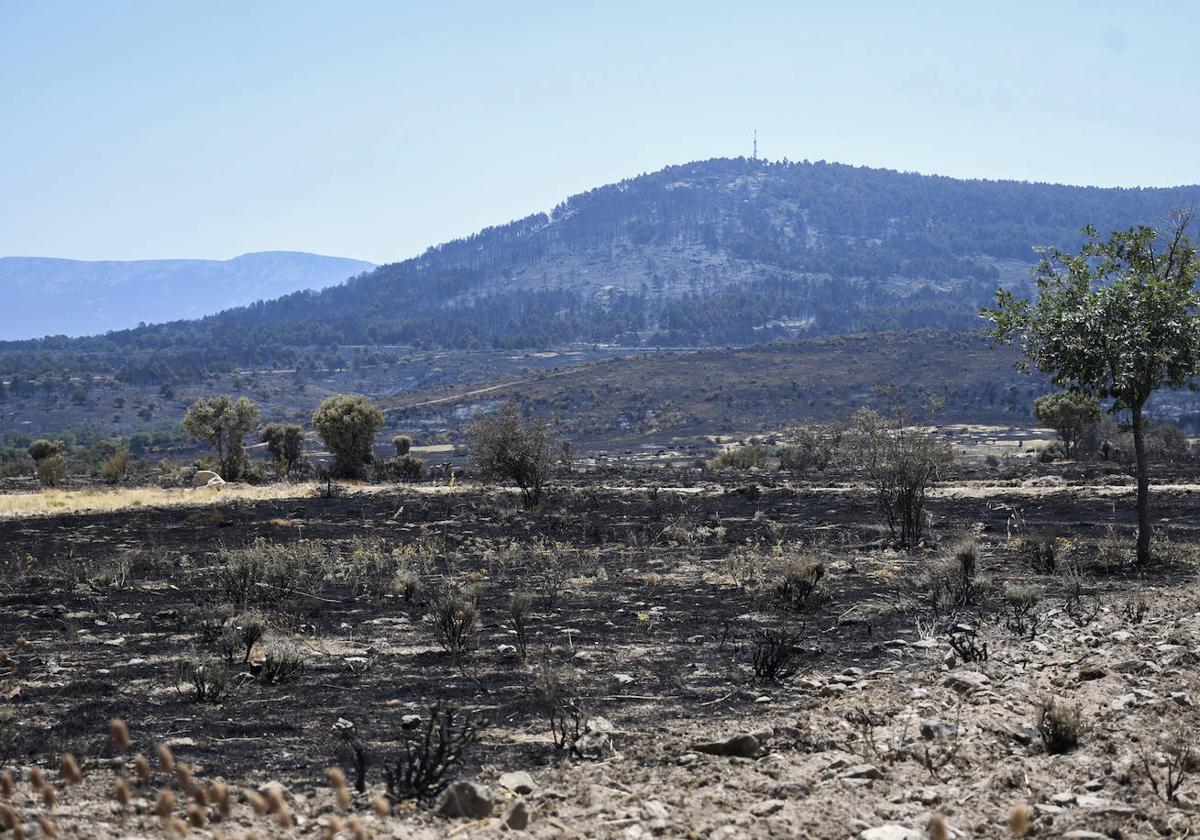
[182,395,261,480]
[984,212,1200,562]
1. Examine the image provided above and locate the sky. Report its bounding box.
[1,1,1198,265]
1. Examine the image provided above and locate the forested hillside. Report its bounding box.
[4,157,1198,384]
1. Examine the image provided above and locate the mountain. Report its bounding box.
[0,251,375,340]
[3,157,1199,382]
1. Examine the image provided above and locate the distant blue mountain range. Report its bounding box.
[0,251,375,340]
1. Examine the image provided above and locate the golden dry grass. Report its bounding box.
[0,483,329,519]
[0,479,474,519]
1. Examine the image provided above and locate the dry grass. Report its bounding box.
[0,479,479,519]
[0,483,350,519]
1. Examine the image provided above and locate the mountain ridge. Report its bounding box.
[0,251,375,341]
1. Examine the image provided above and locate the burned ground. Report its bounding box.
[1,467,1200,837]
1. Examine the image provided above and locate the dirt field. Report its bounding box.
[2,467,1199,838]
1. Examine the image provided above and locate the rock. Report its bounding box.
[996,721,1035,746]
[1110,693,1137,711]
[498,771,536,796]
[575,717,616,758]
[693,733,763,758]
[919,720,956,740]
[769,782,811,799]
[642,800,669,821]
[1114,658,1147,674]
[1075,794,1134,815]
[503,800,530,831]
[748,726,775,741]
[400,714,423,730]
[258,780,290,801]
[1172,692,1193,706]
[436,781,494,819]
[841,763,883,780]
[1078,665,1107,681]
[1061,832,1108,839]
[943,671,990,693]
[860,826,922,840]
[750,799,785,817]
[613,673,635,684]
[774,725,803,743]
[192,470,223,488]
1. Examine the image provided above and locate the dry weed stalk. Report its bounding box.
[157,744,175,776]
[109,719,131,751]
[59,754,81,785]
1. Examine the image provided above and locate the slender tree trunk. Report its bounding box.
[1131,402,1151,564]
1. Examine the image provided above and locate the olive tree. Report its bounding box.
[312,395,383,479]
[28,438,66,487]
[182,395,261,480]
[465,401,555,508]
[261,422,306,477]
[1033,391,1100,458]
[985,212,1200,564]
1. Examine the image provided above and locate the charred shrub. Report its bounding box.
[510,592,534,660]
[1003,583,1044,639]
[1036,696,1081,755]
[426,586,480,656]
[1020,536,1059,575]
[260,640,305,684]
[383,703,478,802]
[176,656,230,703]
[536,663,588,757]
[769,554,825,612]
[752,626,798,683]
[214,539,321,613]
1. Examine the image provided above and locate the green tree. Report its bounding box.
[261,423,306,477]
[392,435,412,457]
[1033,391,1101,458]
[27,438,64,464]
[182,395,261,480]
[312,395,383,479]
[465,401,556,508]
[984,213,1200,564]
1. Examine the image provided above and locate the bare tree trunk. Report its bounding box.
[1131,402,1151,564]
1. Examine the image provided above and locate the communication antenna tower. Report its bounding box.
[753,129,758,160]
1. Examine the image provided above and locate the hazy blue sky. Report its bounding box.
[1,1,1197,264]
